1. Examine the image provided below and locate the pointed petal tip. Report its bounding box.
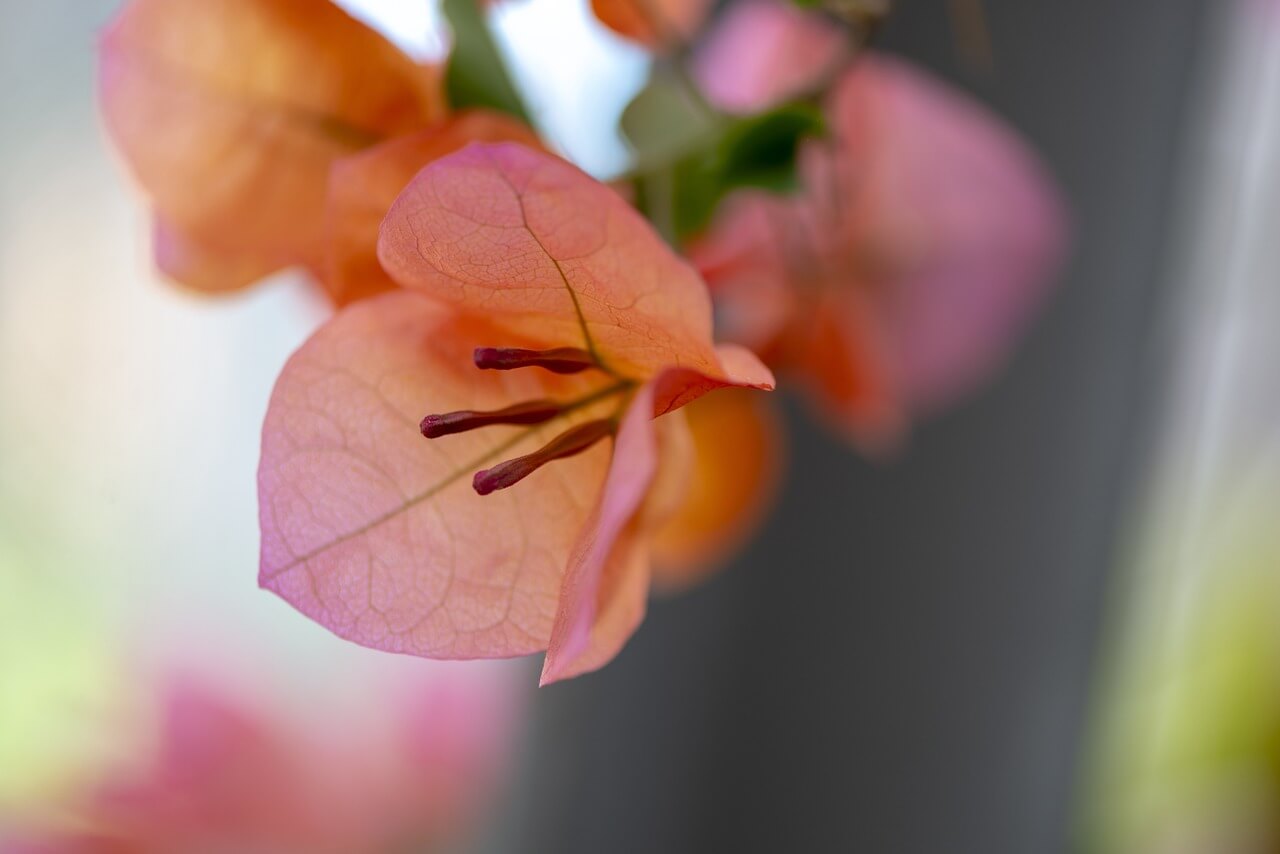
[536,661,559,687]
[714,343,776,391]
[537,649,590,686]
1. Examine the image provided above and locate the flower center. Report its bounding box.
[420,346,633,495]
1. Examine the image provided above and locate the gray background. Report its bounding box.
[483,1,1209,851]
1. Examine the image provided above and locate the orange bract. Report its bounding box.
[153,216,284,295]
[591,0,712,48]
[378,142,728,386]
[649,388,784,590]
[99,0,445,293]
[324,111,544,306]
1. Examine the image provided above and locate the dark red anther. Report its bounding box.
[420,400,564,439]
[473,346,596,374]
[473,419,615,495]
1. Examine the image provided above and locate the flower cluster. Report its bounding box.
[98,0,1065,684]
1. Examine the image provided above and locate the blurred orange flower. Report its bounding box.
[98,0,540,305]
[591,0,713,49]
[323,109,543,306]
[649,387,784,590]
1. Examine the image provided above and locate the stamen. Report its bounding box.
[420,400,563,439]
[473,419,615,496]
[473,347,596,374]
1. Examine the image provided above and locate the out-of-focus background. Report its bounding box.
[2,0,1278,852]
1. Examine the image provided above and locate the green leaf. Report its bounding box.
[668,105,826,238]
[442,0,530,122]
[621,65,826,241]
[667,151,724,239]
[718,103,825,193]
[620,67,723,167]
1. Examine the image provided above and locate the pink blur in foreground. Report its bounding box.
[5,671,516,852]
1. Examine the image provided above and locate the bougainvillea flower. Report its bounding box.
[323,110,543,306]
[98,0,446,296]
[258,142,773,684]
[692,54,1066,448]
[692,0,848,115]
[4,672,515,852]
[591,0,713,49]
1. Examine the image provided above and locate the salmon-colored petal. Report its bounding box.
[323,111,544,306]
[538,354,773,684]
[258,290,620,659]
[540,524,651,685]
[638,407,695,534]
[591,0,712,48]
[378,142,725,379]
[711,343,776,392]
[153,217,284,295]
[823,55,1067,412]
[540,383,663,685]
[100,0,444,291]
[650,388,783,589]
[693,0,847,114]
[649,343,775,416]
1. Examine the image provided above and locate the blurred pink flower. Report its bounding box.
[692,0,848,114]
[4,670,516,853]
[692,53,1067,449]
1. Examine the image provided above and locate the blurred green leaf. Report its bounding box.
[623,66,826,241]
[442,0,530,122]
[620,67,722,166]
[718,102,825,193]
